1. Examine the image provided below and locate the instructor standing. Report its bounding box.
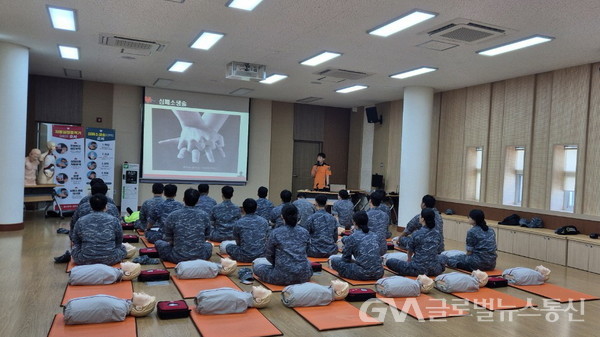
[311,152,331,191]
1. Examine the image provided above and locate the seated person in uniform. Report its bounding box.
[366,191,390,256]
[306,195,338,258]
[293,192,315,228]
[329,211,384,281]
[196,183,217,215]
[136,183,164,231]
[332,189,354,230]
[398,194,444,253]
[221,198,270,263]
[446,209,497,271]
[209,186,241,242]
[146,184,183,243]
[270,189,292,228]
[255,186,274,221]
[386,208,446,277]
[253,204,313,286]
[155,189,213,263]
[77,178,116,206]
[70,182,120,241]
[71,194,127,266]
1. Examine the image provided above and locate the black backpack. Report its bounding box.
[555,225,580,235]
[498,214,520,226]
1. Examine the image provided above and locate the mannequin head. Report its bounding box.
[28,148,41,161]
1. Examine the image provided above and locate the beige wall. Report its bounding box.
[347,109,363,189]
[268,101,294,199]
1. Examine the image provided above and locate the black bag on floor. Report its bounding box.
[346,288,376,302]
[157,300,190,319]
[138,269,170,282]
[486,277,508,288]
[122,234,139,243]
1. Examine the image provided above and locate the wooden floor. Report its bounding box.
[2,211,600,337]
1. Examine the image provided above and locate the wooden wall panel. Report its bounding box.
[429,94,440,194]
[372,102,390,184]
[82,81,114,129]
[31,75,82,124]
[269,101,294,195]
[323,107,351,186]
[484,82,505,204]
[436,88,466,199]
[549,65,591,213]
[293,104,324,141]
[346,109,363,189]
[464,84,491,147]
[583,63,600,215]
[529,72,553,209]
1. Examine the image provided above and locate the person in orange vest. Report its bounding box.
[310,152,331,191]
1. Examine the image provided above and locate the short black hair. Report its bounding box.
[297,192,306,198]
[339,189,349,200]
[317,152,326,158]
[257,186,268,198]
[164,184,177,198]
[152,183,164,194]
[315,194,328,207]
[243,198,257,214]
[222,186,234,199]
[183,188,200,206]
[421,208,436,229]
[198,184,209,194]
[370,191,382,206]
[282,204,298,226]
[89,178,105,187]
[90,193,108,212]
[280,189,292,203]
[422,195,436,208]
[353,211,369,233]
[91,182,108,195]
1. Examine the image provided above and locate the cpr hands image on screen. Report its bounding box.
[159,109,228,163]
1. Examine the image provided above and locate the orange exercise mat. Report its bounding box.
[65,259,120,273]
[61,281,133,306]
[140,237,154,248]
[450,287,535,311]
[509,283,600,303]
[47,314,136,337]
[162,260,177,269]
[292,300,382,331]
[322,266,378,285]
[377,294,468,320]
[190,306,282,337]
[307,257,329,263]
[216,253,252,266]
[172,275,240,298]
[135,229,144,236]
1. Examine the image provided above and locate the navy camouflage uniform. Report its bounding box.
[400,208,445,252]
[78,195,116,207]
[374,205,393,238]
[270,202,291,228]
[70,202,120,241]
[293,199,315,228]
[71,211,126,266]
[256,198,274,221]
[226,214,270,262]
[146,199,184,243]
[253,224,313,286]
[155,206,212,263]
[366,208,390,256]
[306,209,338,257]
[332,199,354,229]
[330,231,384,280]
[386,227,446,276]
[136,196,164,230]
[209,200,241,242]
[447,226,497,271]
[195,195,217,216]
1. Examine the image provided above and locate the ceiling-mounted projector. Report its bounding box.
[226,61,266,81]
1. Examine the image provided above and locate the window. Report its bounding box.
[503,146,525,206]
[550,145,577,213]
[465,147,483,201]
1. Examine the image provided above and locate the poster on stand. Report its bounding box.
[39,123,86,211]
[85,128,116,198]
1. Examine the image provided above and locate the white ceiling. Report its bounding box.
[2,0,600,108]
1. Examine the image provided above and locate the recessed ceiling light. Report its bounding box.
[168,61,193,72]
[390,66,437,79]
[190,31,225,50]
[260,74,288,84]
[58,45,79,60]
[368,10,436,37]
[47,6,77,31]
[226,0,263,11]
[300,51,342,67]
[477,35,554,56]
[296,97,323,103]
[336,85,368,94]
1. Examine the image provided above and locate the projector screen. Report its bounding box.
[142,87,250,184]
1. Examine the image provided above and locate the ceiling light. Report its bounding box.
[300,51,342,66]
[58,45,79,60]
[260,74,288,84]
[168,61,193,72]
[47,6,77,31]
[390,66,437,79]
[296,97,323,103]
[477,35,554,56]
[336,85,368,94]
[226,0,263,11]
[368,10,436,37]
[190,31,225,50]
